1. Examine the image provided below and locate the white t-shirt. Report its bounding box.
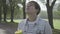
[18,17,52,34]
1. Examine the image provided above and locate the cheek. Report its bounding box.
[26,8,32,13]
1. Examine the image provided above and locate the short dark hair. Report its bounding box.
[28,1,41,15]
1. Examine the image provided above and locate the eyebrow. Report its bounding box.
[27,3,34,7]
[27,5,33,7]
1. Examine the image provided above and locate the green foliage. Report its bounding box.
[6,0,24,19]
[57,4,60,11]
[14,8,23,19]
[39,11,48,19]
[53,11,60,19]
[57,4,60,16]
[38,11,60,19]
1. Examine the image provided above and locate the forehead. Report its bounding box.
[26,2,34,7]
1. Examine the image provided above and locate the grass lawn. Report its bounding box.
[53,19,60,29]
[53,19,60,34]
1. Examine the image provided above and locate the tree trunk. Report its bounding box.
[47,7,54,29]
[46,0,56,29]
[10,0,14,22]
[3,5,7,22]
[11,6,14,22]
[0,1,2,23]
[3,0,7,22]
[0,0,3,23]
[23,0,26,19]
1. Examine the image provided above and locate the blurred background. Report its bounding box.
[0,0,60,34]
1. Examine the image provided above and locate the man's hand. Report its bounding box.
[15,30,23,34]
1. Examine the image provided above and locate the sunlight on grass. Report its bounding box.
[6,19,23,23]
[53,19,60,29]
[13,19,23,23]
[43,19,60,29]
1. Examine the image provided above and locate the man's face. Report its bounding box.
[25,3,38,15]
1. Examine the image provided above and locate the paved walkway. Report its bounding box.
[0,23,18,34]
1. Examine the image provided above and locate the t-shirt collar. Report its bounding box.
[25,16,40,26]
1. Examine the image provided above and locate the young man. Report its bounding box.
[18,1,52,34]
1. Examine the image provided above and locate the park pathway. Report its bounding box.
[0,23,18,34]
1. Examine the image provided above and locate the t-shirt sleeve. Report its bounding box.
[44,21,52,34]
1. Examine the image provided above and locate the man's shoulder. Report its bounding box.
[18,19,27,26]
[38,18,49,24]
[17,19,27,30]
[39,18,48,22]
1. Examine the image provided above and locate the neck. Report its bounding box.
[28,14,37,22]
